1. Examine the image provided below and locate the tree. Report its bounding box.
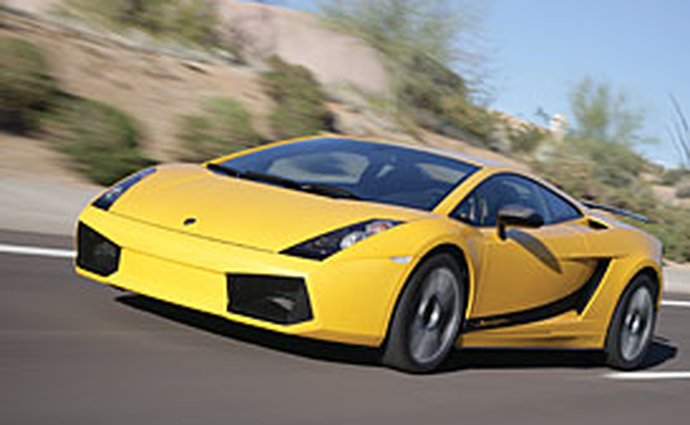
[569,77,652,145]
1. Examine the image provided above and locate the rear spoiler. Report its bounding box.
[581,200,651,224]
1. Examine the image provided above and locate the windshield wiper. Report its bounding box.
[299,182,362,200]
[206,163,361,200]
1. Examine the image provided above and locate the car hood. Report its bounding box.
[110,164,429,252]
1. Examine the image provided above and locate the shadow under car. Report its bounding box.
[116,294,677,374]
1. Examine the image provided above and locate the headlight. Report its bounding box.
[281,219,403,260]
[92,168,156,211]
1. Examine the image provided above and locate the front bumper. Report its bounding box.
[75,207,412,346]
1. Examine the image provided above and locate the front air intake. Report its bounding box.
[77,223,121,277]
[226,274,313,325]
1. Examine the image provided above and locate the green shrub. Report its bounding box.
[66,0,219,46]
[261,56,332,139]
[0,38,57,132]
[397,54,468,116]
[677,181,690,199]
[44,98,152,185]
[533,154,596,200]
[169,0,218,45]
[509,127,546,154]
[569,138,645,187]
[661,168,690,186]
[641,205,690,263]
[390,54,496,144]
[437,95,496,141]
[177,97,262,161]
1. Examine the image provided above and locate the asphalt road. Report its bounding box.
[1,230,689,425]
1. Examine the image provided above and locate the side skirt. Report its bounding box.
[463,259,611,333]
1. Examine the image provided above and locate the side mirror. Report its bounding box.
[497,204,544,240]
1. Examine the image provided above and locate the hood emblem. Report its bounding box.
[183,217,197,226]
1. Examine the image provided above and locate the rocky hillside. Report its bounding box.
[0,1,522,167]
[6,0,389,93]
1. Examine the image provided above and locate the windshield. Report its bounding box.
[216,138,480,211]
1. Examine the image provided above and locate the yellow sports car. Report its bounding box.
[75,136,663,373]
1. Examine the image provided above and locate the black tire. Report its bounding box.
[382,253,466,373]
[604,274,658,370]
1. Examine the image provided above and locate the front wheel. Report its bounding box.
[382,253,466,373]
[605,275,657,370]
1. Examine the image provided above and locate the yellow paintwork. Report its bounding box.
[75,136,664,349]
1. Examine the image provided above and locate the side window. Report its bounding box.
[453,190,480,225]
[452,175,550,226]
[538,185,583,224]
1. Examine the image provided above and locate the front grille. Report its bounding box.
[77,223,121,277]
[227,274,313,325]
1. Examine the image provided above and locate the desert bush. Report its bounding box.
[177,97,262,161]
[539,136,652,202]
[660,168,690,186]
[65,0,219,46]
[509,127,546,154]
[569,138,645,187]
[171,0,219,46]
[442,97,497,141]
[376,53,495,145]
[641,205,690,262]
[397,54,468,116]
[261,56,332,139]
[396,90,493,145]
[0,38,57,132]
[533,154,596,200]
[44,98,152,185]
[677,181,690,199]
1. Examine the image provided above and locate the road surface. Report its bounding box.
[1,229,689,425]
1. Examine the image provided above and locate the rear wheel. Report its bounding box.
[382,253,465,373]
[605,275,657,370]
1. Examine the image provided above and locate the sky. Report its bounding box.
[274,0,690,166]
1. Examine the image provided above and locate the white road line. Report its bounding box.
[0,242,689,307]
[606,371,690,381]
[661,300,690,308]
[0,243,75,259]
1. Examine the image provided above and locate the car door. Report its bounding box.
[452,173,596,318]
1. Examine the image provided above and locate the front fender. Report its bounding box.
[331,217,479,340]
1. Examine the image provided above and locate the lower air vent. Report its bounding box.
[227,274,313,325]
[77,223,121,276]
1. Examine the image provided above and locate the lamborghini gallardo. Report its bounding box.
[75,136,663,373]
